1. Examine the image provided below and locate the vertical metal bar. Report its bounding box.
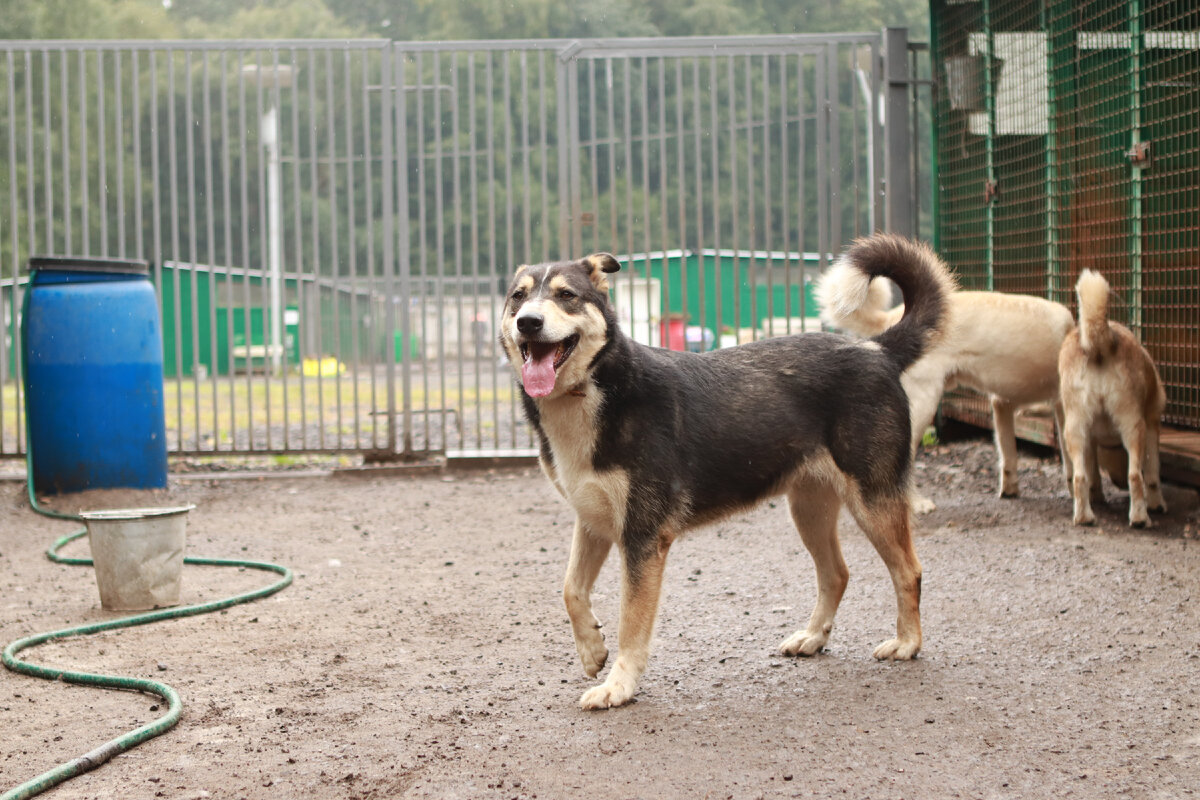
[167,51,186,445]
[709,55,722,343]
[761,53,772,335]
[61,50,72,254]
[433,52,447,451]
[450,51,463,451]
[982,0,997,290]
[416,50,431,452]
[219,50,236,449]
[23,51,36,260]
[1042,2,1061,300]
[5,51,21,451]
[41,50,53,255]
[728,56,740,337]
[237,53,255,450]
[325,49,344,449]
[202,52,219,448]
[781,53,794,329]
[78,51,89,255]
[538,51,551,262]
[184,51,202,447]
[1128,0,1144,335]
[97,50,109,254]
[797,55,807,269]
[149,51,166,450]
[386,44,406,457]
[490,51,504,449]
[361,49,380,449]
[675,59,688,333]
[343,49,361,450]
[587,57,599,255]
[884,28,915,238]
[826,43,842,255]
[132,49,143,260]
[556,52,576,259]
[628,56,638,302]
[288,49,305,448]
[815,52,829,269]
[692,58,707,340]
[467,52,481,448]
[658,58,670,335]
[606,58,618,262]
[514,51,530,447]
[640,57,652,344]
[306,48,322,450]
[114,51,126,256]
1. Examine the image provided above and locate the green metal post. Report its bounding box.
[1128,0,1144,334]
[982,0,996,291]
[1042,0,1059,301]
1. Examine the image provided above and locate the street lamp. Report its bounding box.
[241,63,295,375]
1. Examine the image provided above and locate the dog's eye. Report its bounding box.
[557,289,576,300]
[510,289,526,302]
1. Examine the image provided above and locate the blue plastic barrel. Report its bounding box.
[21,256,168,494]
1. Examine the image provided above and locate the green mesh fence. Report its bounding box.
[931,0,1200,430]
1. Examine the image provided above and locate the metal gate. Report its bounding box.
[1,34,905,464]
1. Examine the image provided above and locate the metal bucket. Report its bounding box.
[79,505,195,611]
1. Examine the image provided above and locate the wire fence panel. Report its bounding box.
[931,0,1200,429]
[2,34,900,463]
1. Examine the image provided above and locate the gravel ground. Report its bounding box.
[2,434,1200,799]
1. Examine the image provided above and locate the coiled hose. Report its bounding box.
[2,466,293,800]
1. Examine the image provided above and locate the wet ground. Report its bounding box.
[2,435,1199,799]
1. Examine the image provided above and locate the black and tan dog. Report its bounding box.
[500,233,955,709]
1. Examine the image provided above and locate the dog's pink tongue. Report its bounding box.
[522,346,558,397]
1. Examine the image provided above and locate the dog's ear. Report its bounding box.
[583,253,621,291]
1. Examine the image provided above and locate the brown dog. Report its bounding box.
[817,269,1075,512]
[1058,270,1167,527]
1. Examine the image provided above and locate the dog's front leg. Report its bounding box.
[564,519,613,678]
[579,533,673,710]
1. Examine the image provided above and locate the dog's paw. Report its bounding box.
[779,629,829,657]
[576,629,609,678]
[910,493,937,515]
[1129,509,1151,529]
[999,475,1019,498]
[579,675,637,710]
[1073,510,1096,526]
[872,636,920,661]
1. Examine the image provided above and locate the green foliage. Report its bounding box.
[0,0,928,41]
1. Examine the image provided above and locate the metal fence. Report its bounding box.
[1,33,916,462]
[931,0,1200,430]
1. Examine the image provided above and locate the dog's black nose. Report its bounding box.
[516,313,543,335]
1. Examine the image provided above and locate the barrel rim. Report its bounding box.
[29,255,150,275]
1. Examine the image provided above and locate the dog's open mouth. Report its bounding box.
[519,335,579,397]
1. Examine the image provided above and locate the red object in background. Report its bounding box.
[660,317,686,351]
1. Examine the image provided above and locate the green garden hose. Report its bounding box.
[2,470,293,800]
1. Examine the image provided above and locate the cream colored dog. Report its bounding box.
[817,266,1075,512]
[1058,269,1166,527]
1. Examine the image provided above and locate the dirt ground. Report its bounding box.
[3,434,1200,800]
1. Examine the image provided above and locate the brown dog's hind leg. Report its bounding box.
[564,520,613,678]
[991,396,1020,497]
[1119,420,1150,528]
[579,532,673,710]
[848,494,923,660]
[780,478,848,657]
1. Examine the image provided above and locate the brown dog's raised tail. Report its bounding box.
[1075,269,1114,359]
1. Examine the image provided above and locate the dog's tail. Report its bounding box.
[1075,269,1114,358]
[815,257,901,338]
[829,233,955,373]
